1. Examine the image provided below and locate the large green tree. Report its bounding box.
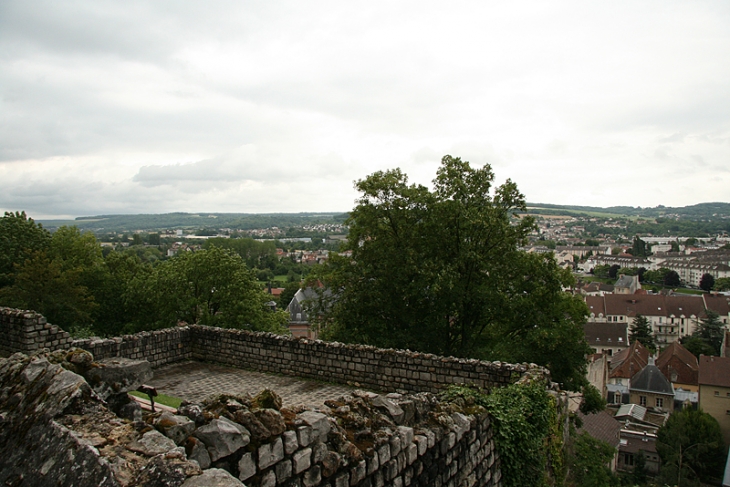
[125,246,287,332]
[315,155,591,389]
[0,211,51,288]
[656,408,725,486]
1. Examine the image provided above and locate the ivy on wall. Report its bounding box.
[443,382,564,487]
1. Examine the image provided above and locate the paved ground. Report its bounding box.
[148,360,359,409]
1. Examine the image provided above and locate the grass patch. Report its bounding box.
[129,390,183,408]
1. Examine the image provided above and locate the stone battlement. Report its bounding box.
[1,307,549,395]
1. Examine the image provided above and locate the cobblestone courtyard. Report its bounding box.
[149,360,359,409]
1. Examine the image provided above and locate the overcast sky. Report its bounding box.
[1,1,729,219]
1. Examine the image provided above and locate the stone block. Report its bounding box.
[155,412,196,445]
[181,468,246,487]
[283,430,298,454]
[297,425,313,447]
[297,411,331,442]
[238,453,256,481]
[261,470,276,487]
[406,443,417,465]
[186,437,211,470]
[194,417,251,462]
[377,443,391,465]
[302,465,321,487]
[414,435,427,456]
[367,451,379,474]
[390,435,401,457]
[350,459,366,485]
[312,442,328,464]
[259,437,285,470]
[292,447,312,474]
[276,459,292,482]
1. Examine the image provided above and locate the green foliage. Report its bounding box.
[315,156,591,390]
[0,250,96,329]
[680,335,715,360]
[579,384,606,415]
[566,432,617,487]
[592,264,611,279]
[0,211,51,288]
[204,237,278,270]
[656,408,726,486]
[714,277,730,291]
[608,264,620,279]
[278,281,301,309]
[692,310,723,356]
[443,382,562,487]
[664,270,681,287]
[630,235,650,258]
[699,273,715,292]
[483,382,561,487]
[629,315,656,354]
[125,246,288,332]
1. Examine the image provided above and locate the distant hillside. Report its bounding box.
[38,212,349,232]
[524,202,730,220]
[33,202,730,234]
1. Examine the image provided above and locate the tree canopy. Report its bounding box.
[699,273,715,292]
[656,408,726,486]
[629,314,656,353]
[314,155,591,390]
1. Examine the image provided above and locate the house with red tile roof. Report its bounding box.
[609,341,650,388]
[585,293,729,346]
[656,341,699,392]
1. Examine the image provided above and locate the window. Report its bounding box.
[640,396,647,406]
[716,391,720,397]
[656,398,663,408]
[623,453,635,467]
[615,392,622,404]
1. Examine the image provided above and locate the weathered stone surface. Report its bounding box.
[193,417,250,462]
[156,412,196,445]
[298,411,331,442]
[107,392,143,422]
[233,409,271,441]
[238,452,256,481]
[371,396,405,425]
[321,451,341,477]
[178,403,206,425]
[181,468,245,487]
[254,408,286,436]
[276,459,293,482]
[283,430,298,454]
[128,430,178,457]
[185,437,211,469]
[83,357,152,400]
[302,465,322,487]
[135,448,201,487]
[251,388,282,410]
[258,437,284,469]
[292,447,312,474]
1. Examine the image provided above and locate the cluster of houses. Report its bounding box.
[579,271,730,478]
[581,335,730,476]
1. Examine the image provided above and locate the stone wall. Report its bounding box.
[0,307,547,393]
[0,307,74,356]
[72,327,193,367]
[189,326,541,394]
[1,349,503,487]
